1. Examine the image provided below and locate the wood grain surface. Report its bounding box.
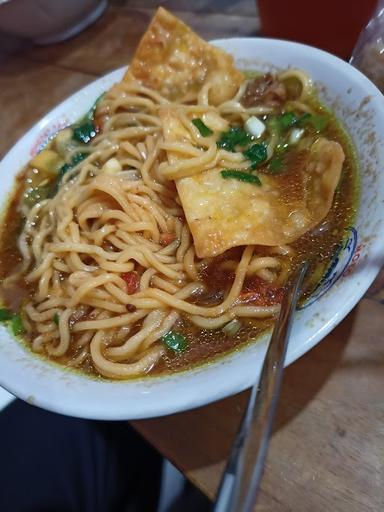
[0,2,383,510]
[133,297,384,511]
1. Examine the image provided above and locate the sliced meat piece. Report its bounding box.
[241,73,287,108]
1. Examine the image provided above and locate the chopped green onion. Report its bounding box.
[243,143,267,169]
[308,114,328,132]
[297,112,311,125]
[277,112,298,129]
[72,93,105,144]
[221,170,262,185]
[267,156,284,173]
[192,118,213,137]
[58,152,87,179]
[295,112,327,132]
[84,102,97,122]
[267,116,281,136]
[73,120,97,144]
[0,309,25,336]
[58,163,72,178]
[84,93,105,122]
[53,313,59,326]
[11,314,24,336]
[161,330,188,353]
[51,152,87,195]
[0,308,13,322]
[217,127,253,152]
[59,152,87,178]
[270,112,327,134]
[222,319,242,336]
[71,152,88,166]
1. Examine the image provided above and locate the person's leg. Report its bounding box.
[0,399,162,512]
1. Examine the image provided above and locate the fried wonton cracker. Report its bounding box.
[160,109,344,258]
[124,7,244,105]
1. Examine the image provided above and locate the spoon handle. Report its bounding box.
[213,261,309,512]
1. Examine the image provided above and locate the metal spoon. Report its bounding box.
[212,261,309,512]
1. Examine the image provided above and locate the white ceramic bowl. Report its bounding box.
[1,38,384,420]
[0,0,107,44]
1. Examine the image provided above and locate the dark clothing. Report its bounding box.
[0,400,162,512]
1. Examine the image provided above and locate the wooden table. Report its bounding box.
[1,2,383,510]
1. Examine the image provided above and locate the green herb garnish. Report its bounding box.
[0,309,24,336]
[270,111,328,134]
[0,308,13,321]
[192,118,213,137]
[294,112,328,131]
[73,120,97,144]
[277,112,298,130]
[71,152,88,166]
[48,153,87,198]
[297,112,311,125]
[0,309,25,336]
[84,92,105,122]
[307,114,328,132]
[243,143,267,169]
[161,330,188,353]
[58,163,71,178]
[57,153,87,181]
[217,127,253,152]
[53,313,59,326]
[267,156,284,174]
[11,314,24,336]
[71,93,105,144]
[221,170,262,185]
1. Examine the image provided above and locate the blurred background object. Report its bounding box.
[0,0,107,44]
[350,1,384,92]
[258,0,378,59]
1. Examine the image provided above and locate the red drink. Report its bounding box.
[258,0,378,59]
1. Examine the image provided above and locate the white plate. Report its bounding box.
[1,38,384,419]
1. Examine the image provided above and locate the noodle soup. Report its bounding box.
[0,9,358,380]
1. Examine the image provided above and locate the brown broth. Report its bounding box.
[154,100,358,375]
[0,91,359,379]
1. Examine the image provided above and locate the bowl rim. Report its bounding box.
[0,37,383,420]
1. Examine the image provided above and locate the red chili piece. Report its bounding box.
[121,271,139,294]
[240,277,284,306]
[159,233,176,246]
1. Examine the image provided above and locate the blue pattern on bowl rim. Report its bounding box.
[299,226,358,309]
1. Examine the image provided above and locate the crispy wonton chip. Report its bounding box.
[124,7,244,105]
[161,109,344,258]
